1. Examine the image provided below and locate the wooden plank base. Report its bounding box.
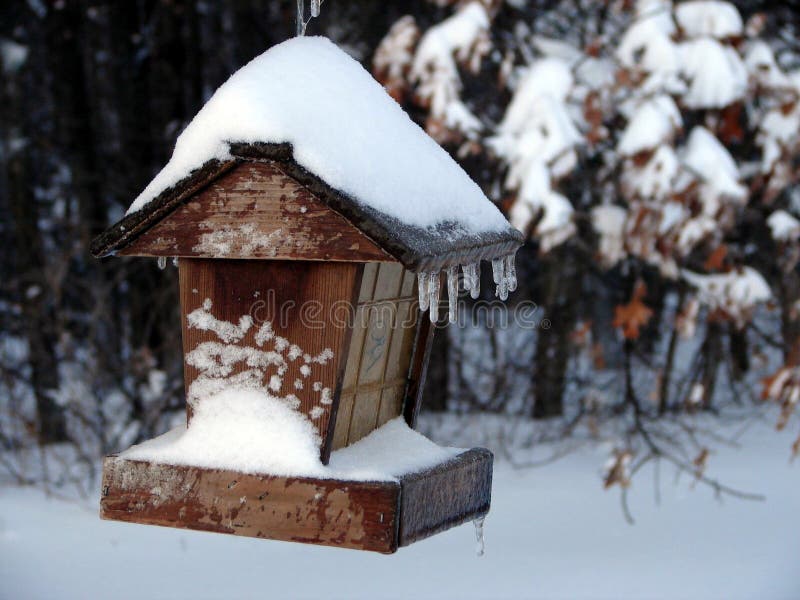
[100,449,492,554]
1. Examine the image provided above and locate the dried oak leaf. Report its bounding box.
[613,281,653,340]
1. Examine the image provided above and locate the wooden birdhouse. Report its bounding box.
[92,37,522,553]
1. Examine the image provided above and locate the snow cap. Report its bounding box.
[92,36,521,270]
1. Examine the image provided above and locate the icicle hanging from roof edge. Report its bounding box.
[504,254,517,292]
[428,271,441,323]
[311,0,321,18]
[491,257,508,300]
[157,256,167,270]
[490,253,518,300]
[418,271,431,312]
[462,262,480,299]
[446,265,459,324]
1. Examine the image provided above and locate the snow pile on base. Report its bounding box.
[121,388,326,477]
[328,417,461,479]
[121,389,461,481]
[125,36,509,237]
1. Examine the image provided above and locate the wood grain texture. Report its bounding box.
[119,162,392,262]
[178,258,360,460]
[100,455,400,553]
[99,448,492,553]
[398,448,493,547]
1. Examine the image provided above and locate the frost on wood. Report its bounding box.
[184,299,333,424]
[125,36,511,241]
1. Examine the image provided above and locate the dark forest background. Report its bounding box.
[1,1,799,489]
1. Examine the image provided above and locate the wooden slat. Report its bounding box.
[402,312,436,428]
[178,259,359,460]
[100,456,400,554]
[119,162,393,262]
[348,264,401,444]
[398,448,493,547]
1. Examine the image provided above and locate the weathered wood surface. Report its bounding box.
[332,263,418,450]
[398,448,492,546]
[100,455,400,553]
[178,259,360,461]
[100,448,492,553]
[119,162,392,262]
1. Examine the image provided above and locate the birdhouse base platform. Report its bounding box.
[100,448,492,553]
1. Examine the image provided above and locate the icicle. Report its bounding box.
[428,271,440,323]
[504,253,517,293]
[157,256,167,270]
[172,257,179,268]
[446,265,459,324]
[470,262,481,299]
[311,0,321,17]
[491,257,505,299]
[417,271,430,312]
[462,262,480,300]
[498,277,509,301]
[491,257,503,285]
[473,515,485,557]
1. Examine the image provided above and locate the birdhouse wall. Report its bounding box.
[178,258,361,460]
[330,262,420,450]
[117,161,392,262]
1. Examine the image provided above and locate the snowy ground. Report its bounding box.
[1,417,798,600]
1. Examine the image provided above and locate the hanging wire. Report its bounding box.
[296,0,324,37]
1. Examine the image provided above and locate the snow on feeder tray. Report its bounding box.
[91,36,522,553]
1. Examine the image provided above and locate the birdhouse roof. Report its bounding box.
[91,37,522,271]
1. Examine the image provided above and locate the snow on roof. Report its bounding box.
[682,126,747,202]
[679,38,747,109]
[120,388,461,481]
[675,1,743,40]
[617,95,681,156]
[126,36,512,241]
[767,210,800,243]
